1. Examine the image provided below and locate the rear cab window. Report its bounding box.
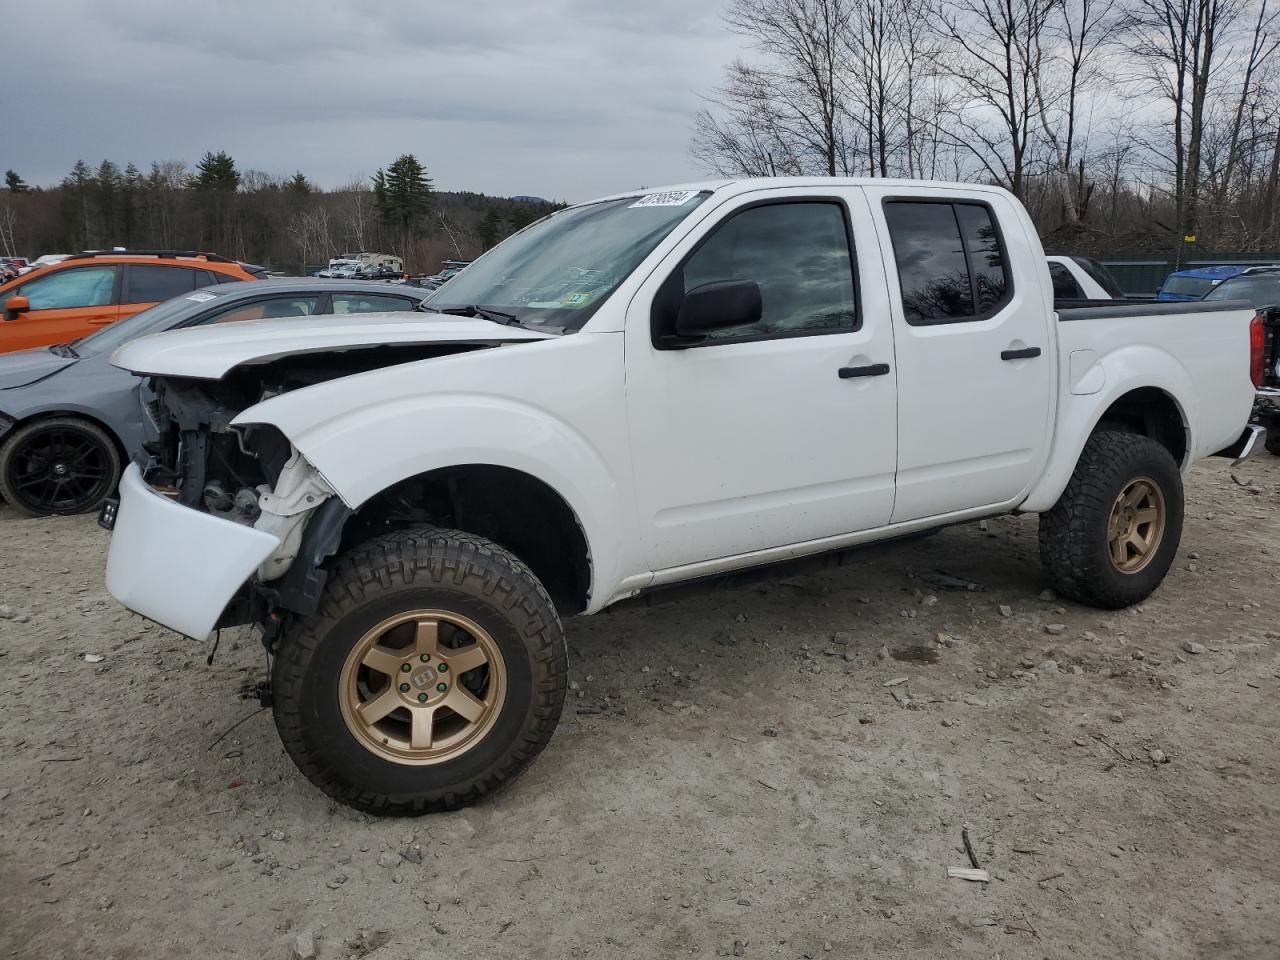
[883,199,1011,324]
[1049,262,1083,300]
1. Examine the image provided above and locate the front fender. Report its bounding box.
[230,337,632,606]
[1020,344,1195,513]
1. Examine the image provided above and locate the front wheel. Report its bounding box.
[1038,430,1183,609]
[272,527,568,815]
[0,416,121,517]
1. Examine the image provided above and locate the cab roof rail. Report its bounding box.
[64,249,235,264]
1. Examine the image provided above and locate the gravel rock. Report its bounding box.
[269,830,286,842]
[1150,749,1169,764]
[1039,660,1060,673]
[1038,589,1057,601]
[377,851,401,868]
[288,929,317,960]
[1181,641,1207,655]
[998,605,1013,618]
[1109,711,1125,723]
[1044,624,1067,636]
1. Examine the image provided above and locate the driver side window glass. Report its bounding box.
[21,266,117,310]
[680,202,858,340]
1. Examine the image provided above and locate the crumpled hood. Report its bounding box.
[0,348,77,390]
[109,311,557,380]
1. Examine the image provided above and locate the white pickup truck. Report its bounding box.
[101,178,1264,814]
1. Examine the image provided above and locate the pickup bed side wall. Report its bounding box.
[1021,310,1254,513]
[231,334,637,610]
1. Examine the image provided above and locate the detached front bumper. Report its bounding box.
[105,463,280,639]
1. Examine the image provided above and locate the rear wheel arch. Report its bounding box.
[1091,386,1188,467]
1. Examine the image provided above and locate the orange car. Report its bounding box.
[0,251,265,353]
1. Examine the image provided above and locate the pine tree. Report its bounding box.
[60,160,95,248]
[95,159,122,243]
[192,151,240,254]
[286,171,312,196]
[479,206,504,249]
[121,163,143,246]
[3,170,28,193]
[193,151,240,192]
[372,155,433,240]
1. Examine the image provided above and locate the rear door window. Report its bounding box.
[203,296,322,324]
[883,200,1012,324]
[330,293,417,314]
[123,264,201,304]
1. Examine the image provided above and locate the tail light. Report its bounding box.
[1250,313,1265,388]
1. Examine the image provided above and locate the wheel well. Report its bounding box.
[350,464,592,615]
[1094,388,1187,466]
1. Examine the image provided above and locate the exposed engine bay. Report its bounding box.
[142,343,493,630]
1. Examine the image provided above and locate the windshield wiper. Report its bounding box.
[48,342,79,358]
[436,304,522,326]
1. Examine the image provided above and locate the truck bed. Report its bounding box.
[1056,299,1254,320]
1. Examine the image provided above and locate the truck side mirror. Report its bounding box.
[3,295,30,322]
[674,280,762,338]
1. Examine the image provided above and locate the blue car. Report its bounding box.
[1156,265,1249,301]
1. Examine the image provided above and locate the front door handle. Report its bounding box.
[1000,346,1042,361]
[838,363,891,379]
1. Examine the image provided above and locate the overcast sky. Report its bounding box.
[7,1,744,202]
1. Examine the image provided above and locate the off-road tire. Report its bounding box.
[1265,432,1280,456]
[1038,430,1183,609]
[272,526,567,815]
[0,416,121,517]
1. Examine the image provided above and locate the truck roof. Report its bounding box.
[582,177,1015,207]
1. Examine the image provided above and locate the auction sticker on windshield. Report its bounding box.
[187,291,218,303]
[630,191,702,208]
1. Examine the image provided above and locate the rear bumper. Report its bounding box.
[105,463,279,639]
[1212,424,1266,465]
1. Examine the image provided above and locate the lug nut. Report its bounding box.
[420,654,430,662]
[436,683,447,692]
[438,663,448,673]
[399,683,410,692]
[400,663,411,673]
[418,693,428,702]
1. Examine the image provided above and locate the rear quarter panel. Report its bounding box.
[1022,305,1256,512]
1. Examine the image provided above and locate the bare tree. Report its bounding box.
[693,0,859,176]
[931,0,1055,198]
[1124,0,1249,259]
[1033,0,1120,221]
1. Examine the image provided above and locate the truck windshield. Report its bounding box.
[426,191,711,330]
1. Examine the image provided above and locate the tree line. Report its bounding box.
[692,0,1280,260]
[0,152,558,273]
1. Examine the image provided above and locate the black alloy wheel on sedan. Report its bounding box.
[0,417,121,516]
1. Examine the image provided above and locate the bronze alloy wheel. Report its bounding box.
[1106,476,1166,574]
[338,609,507,765]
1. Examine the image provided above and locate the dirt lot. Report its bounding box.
[2,456,1278,960]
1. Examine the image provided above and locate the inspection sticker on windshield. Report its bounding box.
[186,291,218,303]
[629,190,701,208]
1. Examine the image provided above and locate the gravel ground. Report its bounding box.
[2,455,1278,960]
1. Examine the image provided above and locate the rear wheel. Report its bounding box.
[0,417,121,517]
[1038,430,1183,609]
[272,527,567,815]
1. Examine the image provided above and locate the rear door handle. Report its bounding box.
[1000,347,1041,361]
[838,363,891,379]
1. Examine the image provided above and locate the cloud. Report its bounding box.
[5,0,744,201]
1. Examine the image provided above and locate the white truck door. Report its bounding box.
[625,188,898,572]
[863,187,1054,523]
